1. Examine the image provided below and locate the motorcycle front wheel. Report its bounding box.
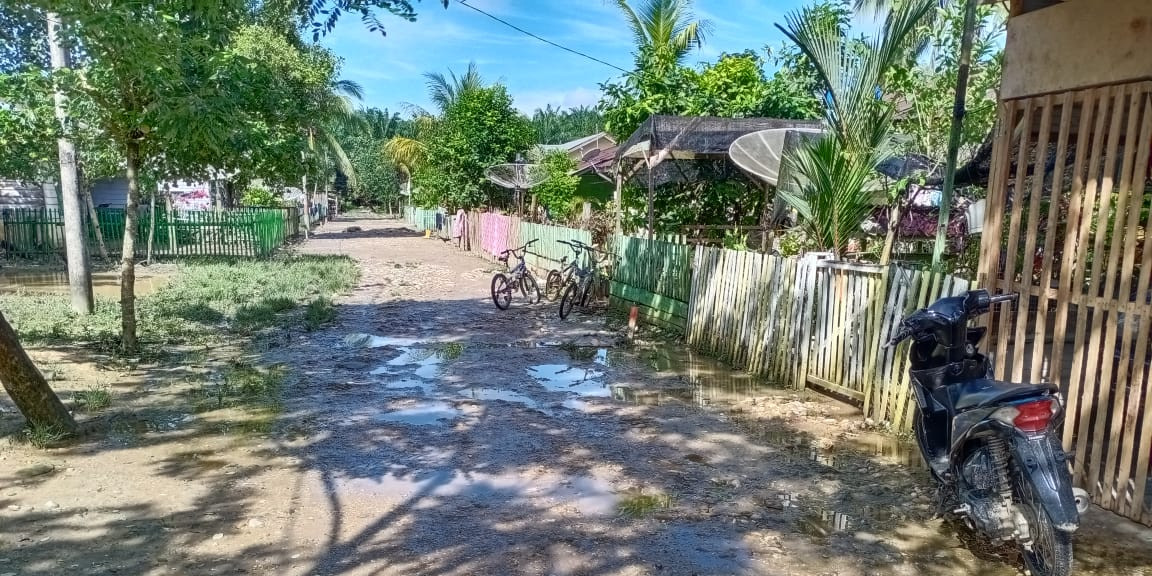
[1015,474,1074,576]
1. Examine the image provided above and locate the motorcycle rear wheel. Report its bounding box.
[1015,475,1073,576]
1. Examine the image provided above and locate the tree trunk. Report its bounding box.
[881,203,902,266]
[0,310,77,434]
[301,174,311,240]
[47,12,93,315]
[82,179,108,261]
[121,140,141,352]
[932,0,979,266]
[146,191,156,264]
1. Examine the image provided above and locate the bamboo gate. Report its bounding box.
[978,81,1152,525]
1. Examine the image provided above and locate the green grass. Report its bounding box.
[616,490,674,518]
[0,255,359,349]
[188,361,285,414]
[21,422,71,448]
[303,296,337,331]
[73,385,113,412]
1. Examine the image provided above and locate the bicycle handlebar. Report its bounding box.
[499,239,539,258]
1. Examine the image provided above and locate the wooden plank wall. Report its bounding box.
[519,221,592,273]
[609,234,694,330]
[978,80,1152,527]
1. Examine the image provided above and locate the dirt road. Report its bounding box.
[3,216,1151,575]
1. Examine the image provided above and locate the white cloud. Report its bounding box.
[513,87,602,114]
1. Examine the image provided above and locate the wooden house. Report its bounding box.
[977,0,1152,526]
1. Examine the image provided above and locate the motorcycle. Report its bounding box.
[889,289,1090,576]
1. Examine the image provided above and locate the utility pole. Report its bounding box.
[46,11,94,314]
[932,0,979,266]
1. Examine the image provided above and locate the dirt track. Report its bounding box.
[3,216,1152,576]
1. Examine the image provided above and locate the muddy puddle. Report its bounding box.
[332,470,618,516]
[0,269,168,298]
[377,400,460,426]
[527,364,610,397]
[458,387,552,414]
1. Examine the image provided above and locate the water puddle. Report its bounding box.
[386,348,443,379]
[0,269,168,298]
[329,469,618,516]
[344,334,423,348]
[377,401,459,426]
[458,387,551,414]
[382,378,438,395]
[527,364,610,397]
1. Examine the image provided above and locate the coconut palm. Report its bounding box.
[776,0,936,256]
[423,61,484,113]
[306,77,365,189]
[613,0,711,68]
[382,62,487,173]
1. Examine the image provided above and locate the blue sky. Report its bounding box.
[321,0,810,115]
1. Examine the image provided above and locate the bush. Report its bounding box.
[241,185,283,208]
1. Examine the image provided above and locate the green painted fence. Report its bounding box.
[1,208,289,261]
[608,234,695,330]
[519,221,592,272]
[405,207,440,232]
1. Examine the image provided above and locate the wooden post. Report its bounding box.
[614,170,623,235]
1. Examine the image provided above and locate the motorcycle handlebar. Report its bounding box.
[989,292,1019,305]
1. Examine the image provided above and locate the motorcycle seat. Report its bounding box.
[949,378,1057,411]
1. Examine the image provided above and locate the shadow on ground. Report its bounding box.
[3,298,1152,573]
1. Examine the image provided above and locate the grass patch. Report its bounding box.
[73,385,113,412]
[21,422,71,448]
[188,362,285,413]
[617,489,674,518]
[303,296,337,331]
[0,254,359,349]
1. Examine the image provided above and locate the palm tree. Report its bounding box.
[776,0,936,256]
[382,62,487,174]
[300,77,364,235]
[613,0,711,68]
[423,61,484,113]
[854,0,998,263]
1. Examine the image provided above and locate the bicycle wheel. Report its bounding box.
[578,276,594,307]
[559,282,578,320]
[545,270,564,301]
[491,273,512,310]
[520,273,541,304]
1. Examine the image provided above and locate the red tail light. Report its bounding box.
[1013,399,1054,432]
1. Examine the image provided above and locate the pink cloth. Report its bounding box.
[452,209,465,239]
[480,213,511,257]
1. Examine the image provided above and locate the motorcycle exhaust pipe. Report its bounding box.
[1072,488,1090,514]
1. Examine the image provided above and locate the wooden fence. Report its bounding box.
[977,81,1152,526]
[520,221,592,272]
[685,246,970,430]
[610,234,694,330]
[1,207,293,260]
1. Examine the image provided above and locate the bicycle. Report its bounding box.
[490,239,541,310]
[558,244,614,320]
[544,239,594,301]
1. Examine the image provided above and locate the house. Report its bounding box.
[537,132,617,164]
[0,180,59,211]
[975,0,1152,527]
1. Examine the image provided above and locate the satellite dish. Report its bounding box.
[728,128,826,187]
[580,148,601,163]
[484,163,548,190]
